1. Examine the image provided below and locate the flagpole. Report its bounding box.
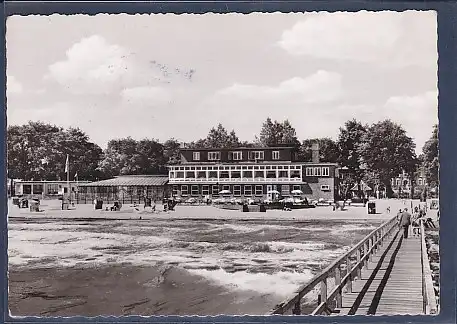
[66,154,70,203]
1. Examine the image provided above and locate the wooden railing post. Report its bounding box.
[356,248,362,279]
[292,300,301,315]
[368,237,373,262]
[335,265,342,308]
[346,256,352,293]
[364,241,369,269]
[321,277,328,303]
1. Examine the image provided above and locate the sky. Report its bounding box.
[6,11,438,154]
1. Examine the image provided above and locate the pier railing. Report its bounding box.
[420,219,438,315]
[269,215,399,315]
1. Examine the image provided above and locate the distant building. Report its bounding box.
[167,144,339,202]
[13,180,89,200]
[391,167,428,198]
[77,175,169,204]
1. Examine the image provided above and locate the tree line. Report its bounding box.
[7,118,438,197]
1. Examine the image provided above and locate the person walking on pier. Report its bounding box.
[399,208,412,239]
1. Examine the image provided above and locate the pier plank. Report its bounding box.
[335,232,424,315]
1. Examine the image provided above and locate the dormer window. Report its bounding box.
[193,152,200,161]
[208,151,221,161]
[232,151,243,160]
[272,151,280,160]
[250,151,264,160]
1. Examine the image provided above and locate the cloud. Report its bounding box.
[45,35,132,95]
[44,35,195,96]
[7,75,23,94]
[278,11,437,68]
[214,70,343,104]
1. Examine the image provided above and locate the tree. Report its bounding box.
[300,138,340,162]
[98,137,166,177]
[422,124,439,190]
[187,124,241,148]
[337,119,368,197]
[257,118,300,147]
[358,119,418,198]
[7,122,104,181]
[163,138,182,165]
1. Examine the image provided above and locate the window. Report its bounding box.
[291,170,301,178]
[181,185,188,196]
[197,171,206,178]
[322,167,330,177]
[254,151,264,160]
[176,171,184,178]
[202,185,209,196]
[208,171,218,178]
[172,185,178,196]
[208,151,221,161]
[232,151,243,160]
[231,171,241,178]
[233,185,241,196]
[243,170,253,178]
[266,171,276,178]
[254,170,264,178]
[272,151,280,160]
[191,185,199,196]
[418,178,423,186]
[244,185,252,196]
[306,167,314,176]
[32,184,43,194]
[47,184,59,195]
[23,185,32,194]
[321,185,330,191]
[396,179,401,186]
[193,152,200,161]
[255,185,263,196]
[222,185,230,192]
[293,185,301,191]
[220,171,229,179]
[281,185,290,194]
[250,151,265,160]
[186,171,195,178]
[314,167,322,176]
[279,171,288,178]
[212,185,219,195]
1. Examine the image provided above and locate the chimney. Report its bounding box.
[311,143,320,163]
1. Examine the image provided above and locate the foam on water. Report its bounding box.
[187,268,314,297]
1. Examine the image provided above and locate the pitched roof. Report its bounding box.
[350,181,372,191]
[79,175,168,187]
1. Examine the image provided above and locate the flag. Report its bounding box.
[65,154,69,173]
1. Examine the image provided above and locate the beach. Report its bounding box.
[8,199,409,316]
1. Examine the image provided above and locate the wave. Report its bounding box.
[187,268,314,298]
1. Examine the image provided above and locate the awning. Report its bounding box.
[79,175,169,187]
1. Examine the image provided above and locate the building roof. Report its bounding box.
[79,175,168,187]
[350,181,372,191]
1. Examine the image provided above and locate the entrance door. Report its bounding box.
[267,185,273,201]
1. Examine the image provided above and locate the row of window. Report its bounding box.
[173,184,331,196]
[193,150,280,161]
[305,167,330,177]
[170,170,302,179]
[173,184,304,196]
[171,165,302,171]
[391,178,427,186]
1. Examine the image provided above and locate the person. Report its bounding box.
[399,208,412,239]
[396,209,403,223]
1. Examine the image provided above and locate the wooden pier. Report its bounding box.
[270,217,438,316]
